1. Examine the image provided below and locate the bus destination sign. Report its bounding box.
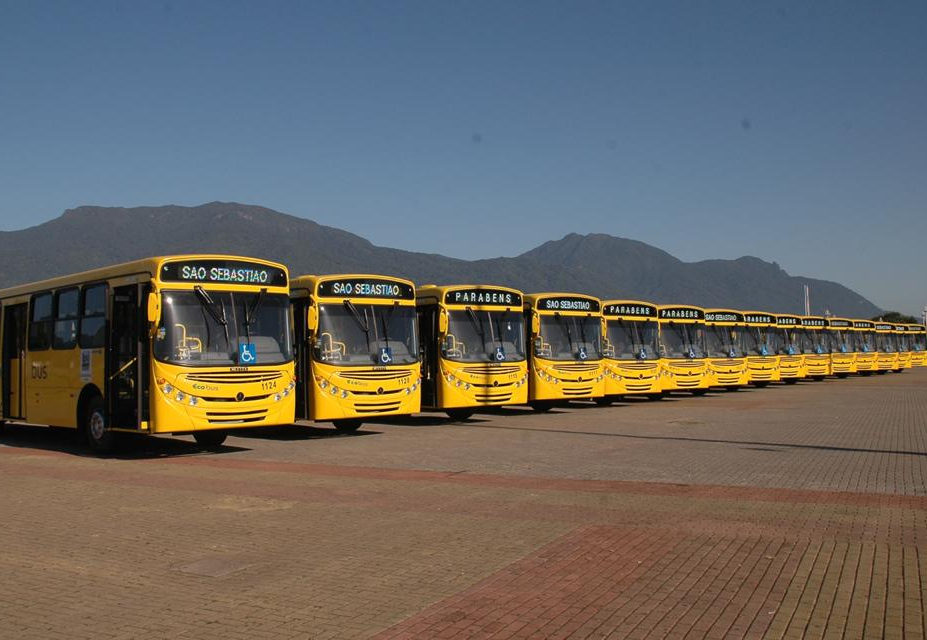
[802,317,826,328]
[875,323,893,331]
[744,313,775,325]
[537,296,600,313]
[705,311,744,323]
[853,320,873,329]
[659,307,703,321]
[318,278,415,300]
[827,319,851,328]
[602,303,657,318]
[778,316,800,326]
[161,260,287,287]
[445,288,522,307]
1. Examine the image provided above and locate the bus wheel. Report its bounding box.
[333,419,362,432]
[193,430,228,448]
[691,389,709,396]
[83,396,116,454]
[594,396,614,406]
[446,408,474,421]
[530,401,553,412]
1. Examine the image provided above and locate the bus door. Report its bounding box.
[109,285,140,429]
[292,298,310,420]
[2,303,27,419]
[417,305,438,406]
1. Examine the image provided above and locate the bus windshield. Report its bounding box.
[704,325,745,358]
[876,333,897,353]
[896,334,909,351]
[800,330,828,354]
[912,334,926,351]
[604,319,659,360]
[660,322,706,359]
[444,309,526,362]
[153,290,292,366]
[855,331,876,353]
[776,328,800,355]
[315,303,418,366]
[536,314,602,361]
[743,326,775,356]
[829,330,854,353]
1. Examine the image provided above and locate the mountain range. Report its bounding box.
[0,202,881,317]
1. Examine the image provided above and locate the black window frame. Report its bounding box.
[53,287,80,350]
[28,292,54,352]
[79,283,108,349]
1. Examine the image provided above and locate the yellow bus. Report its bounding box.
[416,285,527,419]
[907,324,927,367]
[775,314,804,383]
[852,320,877,375]
[742,312,779,386]
[290,275,420,431]
[0,255,295,452]
[657,305,710,395]
[826,318,856,378]
[874,322,897,374]
[800,316,830,380]
[600,300,663,402]
[894,325,911,371]
[524,293,605,411]
[703,310,749,390]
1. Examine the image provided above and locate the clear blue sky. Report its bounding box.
[1,1,925,315]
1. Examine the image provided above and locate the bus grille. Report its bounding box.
[186,372,283,384]
[618,362,658,370]
[553,364,600,372]
[202,394,272,402]
[626,383,656,391]
[562,385,593,396]
[350,388,404,396]
[474,392,513,404]
[206,408,268,424]
[461,366,521,375]
[354,401,403,414]
[339,370,411,381]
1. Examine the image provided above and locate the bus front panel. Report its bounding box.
[658,307,709,392]
[703,311,749,388]
[742,313,780,384]
[601,302,661,397]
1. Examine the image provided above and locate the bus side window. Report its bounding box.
[53,288,80,350]
[80,284,107,349]
[28,293,54,351]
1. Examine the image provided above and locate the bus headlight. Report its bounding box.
[176,391,186,402]
[162,383,174,395]
[188,396,199,407]
[286,382,295,392]
[319,379,329,390]
[331,386,339,395]
[464,383,471,390]
[340,390,348,399]
[274,393,282,402]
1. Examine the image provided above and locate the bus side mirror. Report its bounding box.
[438,310,448,334]
[307,305,319,334]
[531,313,539,335]
[146,292,162,326]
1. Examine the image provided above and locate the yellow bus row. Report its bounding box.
[0,254,922,452]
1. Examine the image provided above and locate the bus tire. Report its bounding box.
[193,430,228,448]
[752,382,768,388]
[83,396,116,454]
[446,408,474,421]
[0,420,5,435]
[333,419,362,432]
[691,389,709,396]
[530,401,553,412]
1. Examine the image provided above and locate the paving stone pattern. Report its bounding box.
[1,370,925,638]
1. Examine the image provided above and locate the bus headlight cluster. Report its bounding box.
[158,381,202,407]
[538,371,559,384]
[513,374,528,387]
[405,378,421,395]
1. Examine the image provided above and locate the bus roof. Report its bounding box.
[0,254,287,300]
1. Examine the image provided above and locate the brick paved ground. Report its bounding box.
[0,369,925,638]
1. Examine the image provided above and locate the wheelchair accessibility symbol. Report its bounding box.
[239,343,257,365]
[578,346,588,361]
[378,347,393,365]
[493,346,506,362]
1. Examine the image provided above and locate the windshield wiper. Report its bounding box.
[555,313,575,351]
[195,286,232,358]
[242,288,267,345]
[379,303,396,352]
[344,300,371,352]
